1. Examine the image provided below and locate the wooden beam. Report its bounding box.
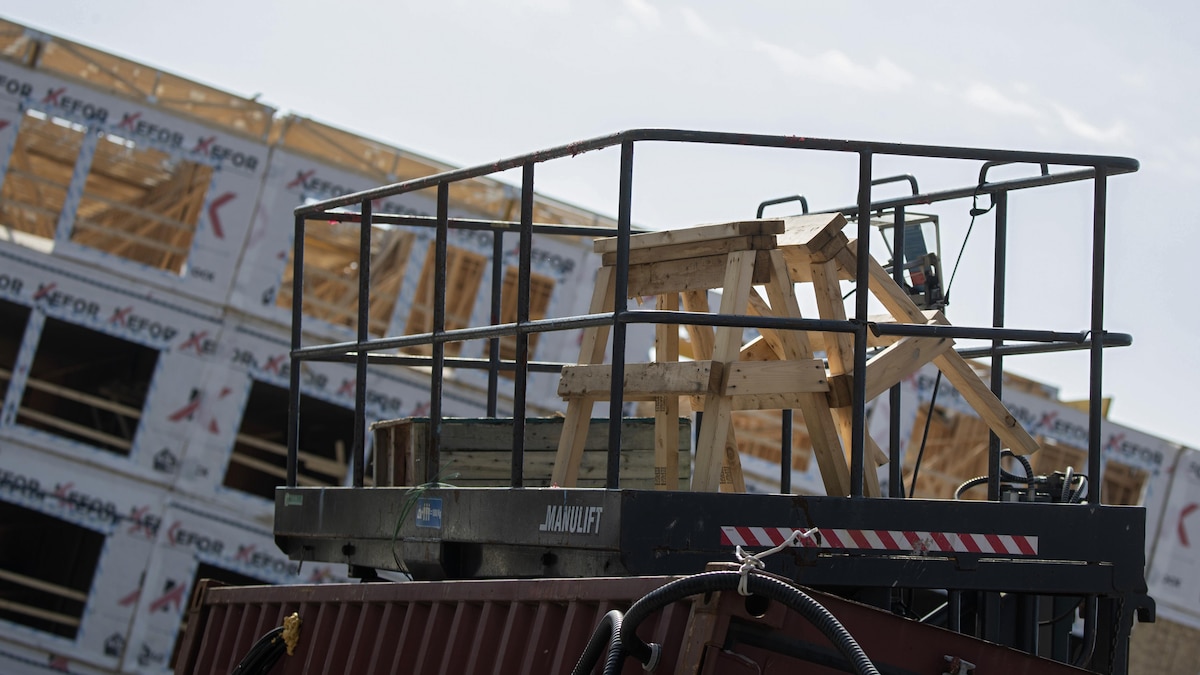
[759,249,852,497]
[740,335,782,362]
[601,235,775,266]
[0,568,87,602]
[776,212,850,261]
[594,219,784,254]
[626,250,773,297]
[552,266,617,487]
[681,290,714,359]
[723,360,830,396]
[655,293,680,490]
[692,250,756,492]
[844,239,1041,456]
[558,361,724,399]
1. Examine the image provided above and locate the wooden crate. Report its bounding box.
[372,417,691,488]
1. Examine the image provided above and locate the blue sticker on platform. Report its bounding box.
[415,497,443,529]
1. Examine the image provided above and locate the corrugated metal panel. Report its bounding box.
[177,573,1089,675]
[175,576,687,675]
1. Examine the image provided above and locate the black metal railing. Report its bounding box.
[285,129,1137,500]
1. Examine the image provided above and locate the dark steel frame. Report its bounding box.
[280,129,1145,673]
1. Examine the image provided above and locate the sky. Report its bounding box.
[1,0,1196,449]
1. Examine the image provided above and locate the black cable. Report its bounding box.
[231,626,286,675]
[1039,598,1082,626]
[908,370,942,498]
[608,570,879,675]
[945,187,991,302]
[1006,449,1034,481]
[570,610,623,675]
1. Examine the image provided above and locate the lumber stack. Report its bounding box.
[551,215,1041,495]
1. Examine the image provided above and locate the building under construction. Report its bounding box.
[0,16,1198,675]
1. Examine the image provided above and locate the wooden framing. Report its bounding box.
[0,109,214,274]
[276,223,414,336]
[404,245,488,356]
[554,212,1043,498]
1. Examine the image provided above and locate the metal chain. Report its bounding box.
[1107,594,1126,674]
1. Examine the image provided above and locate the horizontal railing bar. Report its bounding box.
[295,129,1137,216]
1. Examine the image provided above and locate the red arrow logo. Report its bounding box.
[1179,503,1199,547]
[207,192,235,239]
[149,581,187,613]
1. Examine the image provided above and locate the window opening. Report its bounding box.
[276,222,411,336]
[0,299,32,396]
[404,245,486,357]
[17,318,157,456]
[70,132,212,273]
[0,501,105,639]
[0,110,86,243]
[484,266,555,376]
[224,380,354,500]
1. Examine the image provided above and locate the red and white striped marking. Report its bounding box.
[720,526,1038,556]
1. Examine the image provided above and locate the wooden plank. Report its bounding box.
[692,250,756,492]
[558,361,723,399]
[681,290,714,360]
[776,213,849,261]
[552,266,617,486]
[626,250,773,297]
[844,239,1040,456]
[862,336,953,402]
[740,335,781,362]
[11,371,142,419]
[0,568,87,602]
[810,259,855,373]
[692,391,826,412]
[723,360,830,396]
[831,407,884,497]
[655,293,680,490]
[0,598,80,628]
[376,418,691,488]
[16,408,132,450]
[601,235,776,266]
[799,392,853,496]
[759,249,851,497]
[593,219,784,254]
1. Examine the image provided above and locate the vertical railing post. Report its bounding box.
[352,200,372,488]
[1088,170,1108,504]
[487,230,504,418]
[512,163,536,487]
[888,205,905,497]
[607,140,635,489]
[287,212,305,488]
[851,152,872,497]
[428,183,449,484]
[988,191,1008,502]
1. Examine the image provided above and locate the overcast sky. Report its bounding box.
[2,1,1195,449]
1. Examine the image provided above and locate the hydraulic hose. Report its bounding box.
[231,626,285,675]
[608,570,879,675]
[570,609,624,675]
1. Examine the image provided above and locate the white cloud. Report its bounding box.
[1052,104,1128,144]
[623,0,660,28]
[964,83,1042,118]
[680,7,722,44]
[751,40,914,92]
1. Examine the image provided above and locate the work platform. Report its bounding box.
[276,129,1148,672]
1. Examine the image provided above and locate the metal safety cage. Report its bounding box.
[285,129,1135,499]
[279,129,1146,673]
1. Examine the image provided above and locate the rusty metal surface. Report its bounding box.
[176,572,1096,675]
[691,579,1092,675]
[174,576,690,675]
